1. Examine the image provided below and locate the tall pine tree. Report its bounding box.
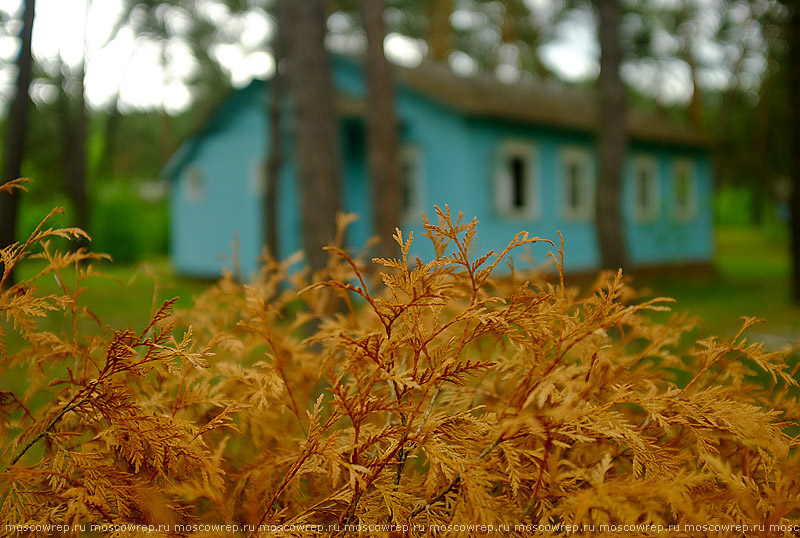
[594,0,629,271]
[0,0,36,285]
[280,0,342,272]
[361,0,402,260]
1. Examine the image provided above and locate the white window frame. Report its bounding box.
[400,145,423,222]
[494,140,538,219]
[561,146,594,221]
[632,156,659,223]
[184,165,205,202]
[672,158,697,221]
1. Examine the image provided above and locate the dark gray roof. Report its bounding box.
[394,60,709,148]
[166,56,709,180]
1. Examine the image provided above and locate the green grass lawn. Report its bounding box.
[1,257,210,399]
[2,257,209,363]
[15,257,209,326]
[5,223,798,355]
[636,224,800,347]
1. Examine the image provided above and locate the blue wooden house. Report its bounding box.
[164,56,713,277]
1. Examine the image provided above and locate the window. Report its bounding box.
[672,159,697,221]
[561,147,593,220]
[633,156,659,222]
[184,166,205,202]
[400,146,423,221]
[495,141,537,217]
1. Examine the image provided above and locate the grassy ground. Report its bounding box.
[1,258,209,397]
[636,224,800,348]
[25,257,209,321]
[5,223,798,352]
[3,258,209,355]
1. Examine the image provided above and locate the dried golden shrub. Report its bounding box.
[2,194,799,537]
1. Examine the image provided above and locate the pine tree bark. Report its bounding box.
[682,46,706,131]
[0,0,36,284]
[594,0,629,271]
[59,62,89,241]
[263,1,289,258]
[96,101,121,180]
[426,0,453,62]
[361,0,401,260]
[280,0,342,273]
[787,0,800,302]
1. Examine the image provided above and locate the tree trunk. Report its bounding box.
[263,1,289,259]
[67,63,89,239]
[751,71,772,227]
[361,0,401,260]
[0,0,36,284]
[96,101,121,181]
[281,0,342,273]
[594,0,629,271]
[426,0,453,62]
[788,0,800,302]
[263,76,283,260]
[682,46,706,131]
[55,61,89,247]
[676,0,705,131]
[503,0,551,79]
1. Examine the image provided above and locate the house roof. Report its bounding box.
[163,78,369,180]
[165,55,709,180]
[394,60,709,148]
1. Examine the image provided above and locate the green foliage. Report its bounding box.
[715,186,760,227]
[16,194,75,254]
[89,181,168,263]
[17,181,168,264]
[2,195,800,536]
[640,225,799,345]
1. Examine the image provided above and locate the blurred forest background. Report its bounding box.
[0,0,798,336]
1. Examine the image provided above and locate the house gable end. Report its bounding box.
[163,79,268,181]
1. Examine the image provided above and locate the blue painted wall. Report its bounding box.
[166,60,714,277]
[457,119,601,271]
[169,82,267,278]
[623,144,714,267]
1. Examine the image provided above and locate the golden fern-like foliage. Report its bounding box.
[1,196,799,537]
